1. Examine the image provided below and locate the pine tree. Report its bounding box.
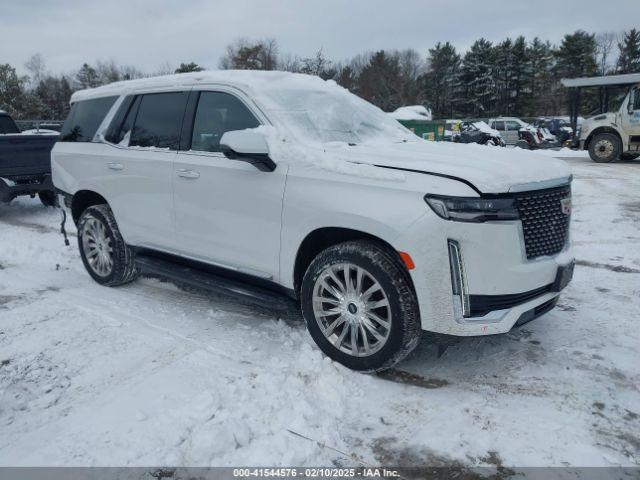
[76,63,100,89]
[422,42,460,118]
[0,64,28,118]
[555,31,598,78]
[526,38,555,116]
[616,29,640,74]
[174,62,204,74]
[458,38,494,116]
[357,51,402,111]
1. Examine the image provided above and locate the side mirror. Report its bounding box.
[219,130,276,172]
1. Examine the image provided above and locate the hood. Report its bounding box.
[583,112,616,126]
[327,140,571,194]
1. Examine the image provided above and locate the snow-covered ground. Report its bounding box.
[0,155,638,468]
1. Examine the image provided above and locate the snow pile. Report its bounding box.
[389,105,432,121]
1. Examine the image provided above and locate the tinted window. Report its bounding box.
[0,115,20,134]
[191,92,260,152]
[106,96,141,145]
[59,96,118,142]
[633,89,640,110]
[493,121,505,131]
[130,92,188,149]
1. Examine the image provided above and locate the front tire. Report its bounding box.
[77,204,139,286]
[301,240,421,372]
[588,133,621,163]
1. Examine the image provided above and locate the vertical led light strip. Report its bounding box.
[448,239,470,318]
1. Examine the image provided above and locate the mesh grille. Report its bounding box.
[515,184,571,259]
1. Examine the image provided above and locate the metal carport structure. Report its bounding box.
[561,73,640,145]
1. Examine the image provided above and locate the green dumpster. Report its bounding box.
[396,119,446,141]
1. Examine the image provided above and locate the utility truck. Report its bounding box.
[579,82,640,162]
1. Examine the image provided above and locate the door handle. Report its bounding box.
[107,162,124,171]
[177,169,200,179]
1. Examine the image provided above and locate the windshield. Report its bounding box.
[259,86,416,145]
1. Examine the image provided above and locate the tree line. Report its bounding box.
[1,28,639,122]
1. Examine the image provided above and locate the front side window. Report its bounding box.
[633,89,640,111]
[59,96,118,142]
[190,92,260,153]
[493,121,505,131]
[506,121,521,131]
[130,92,189,150]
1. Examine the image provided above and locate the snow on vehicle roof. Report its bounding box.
[389,105,432,121]
[70,70,334,102]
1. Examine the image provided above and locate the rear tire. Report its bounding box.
[77,204,139,286]
[38,191,56,207]
[588,133,621,163]
[300,240,421,372]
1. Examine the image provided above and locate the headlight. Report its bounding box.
[424,195,519,222]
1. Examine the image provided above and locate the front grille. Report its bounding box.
[515,184,571,259]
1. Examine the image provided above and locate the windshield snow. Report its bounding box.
[259,86,416,146]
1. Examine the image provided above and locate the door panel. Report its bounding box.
[173,152,287,278]
[621,88,640,137]
[101,146,176,247]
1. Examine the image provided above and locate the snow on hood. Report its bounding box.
[389,105,432,121]
[472,121,501,137]
[322,139,571,194]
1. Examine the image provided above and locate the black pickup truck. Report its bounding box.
[0,110,58,206]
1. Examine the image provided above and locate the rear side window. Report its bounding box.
[130,92,189,150]
[59,96,118,142]
[633,89,640,110]
[0,115,20,134]
[190,92,260,152]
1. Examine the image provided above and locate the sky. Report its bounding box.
[1,0,638,76]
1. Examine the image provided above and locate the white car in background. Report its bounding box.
[52,71,574,371]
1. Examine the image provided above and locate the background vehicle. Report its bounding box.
[454,121,505,146]
[537,117,581,145]
[0,110,58,205]
[579,82,640,163]
[53,71,574,372]
[489,117,551,149]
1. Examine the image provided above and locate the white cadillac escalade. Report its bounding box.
[52,71,574,371]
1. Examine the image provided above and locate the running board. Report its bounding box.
[135,254,298,315]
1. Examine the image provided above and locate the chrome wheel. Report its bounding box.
[594,139,614,159]
[81,216,114,277]
[312,263,392,357]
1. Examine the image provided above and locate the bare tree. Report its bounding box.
[154,61,175,76]
[25,53,47,88]
[596,31,617,75]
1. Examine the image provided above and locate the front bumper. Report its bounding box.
[0,174,54,203]
[396,212,574,336]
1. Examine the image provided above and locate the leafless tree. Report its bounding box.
[25,53,47,88]
[596,31,617,75]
